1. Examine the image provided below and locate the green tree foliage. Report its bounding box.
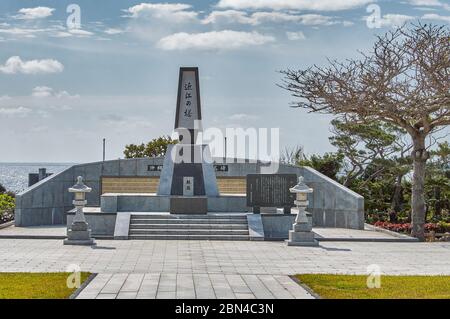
[298,152,344,180]
[425,142,450,220]
[298,120,449,225]
[124,136,178,159]
[0,194,15,212]
[0,192,15,223]
[280,23,450,239]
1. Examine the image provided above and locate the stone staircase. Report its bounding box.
[128,214,250,240]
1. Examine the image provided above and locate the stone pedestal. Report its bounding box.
[287,207,318,246]
[170,196,207,214]
[64,221,96,246]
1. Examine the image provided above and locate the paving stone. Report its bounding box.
[121,273,144,292]
[241,275,275,299]
[117,291,138,299]
[101,273,128,294]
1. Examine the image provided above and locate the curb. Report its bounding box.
[0,235,66,239]
[0,220,14,230]
[364,223,419,241]
[69,273,98,300]
[289,275,321,299]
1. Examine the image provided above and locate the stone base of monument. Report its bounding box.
[286,230,318,246]
[170,196,207,214]
[64,221,96,246]
[286,210,319,246]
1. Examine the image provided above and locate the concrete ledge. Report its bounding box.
[67,212,116,237]
[316,237,419,242]
[364,223,419,241]
[247,214,264,241]
[261,214,296,240]
[114,213,131,240]
[0,220,14,230]
[0,234,66,239]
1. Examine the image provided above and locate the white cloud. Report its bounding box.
[67,29,94,37]
[15,7,55,20]
[32,86,53,98]
[125,3,198,23]
[0,95,12,101]
[296,14,336,26]
[202,10,253,24]
[32,86,79,99]
[228,113,259,120]
[52,31,73,38]
[406,0,450,10]
[422,13,450,23]
[367,14,415,27]
[105,28,125,35]
[0,56,64,75]
[52,29,94,38]
[0,106,32,117]
[0,27,47,37]
[216,0,374,11]
[380,14,415,27]
[286,31,306,40]
[202,11,339,26]
[157,30,275,50]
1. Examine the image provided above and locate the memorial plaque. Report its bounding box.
[183,176,194,196]
[246,174,297,214]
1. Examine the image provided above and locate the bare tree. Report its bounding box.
[280,145,304,165]
[279,23,450,240]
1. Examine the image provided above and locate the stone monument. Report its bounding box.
[157,67,219,213]
[64,176,96,246]
[287,176,318,246]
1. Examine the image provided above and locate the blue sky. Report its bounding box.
[0,0,449,162]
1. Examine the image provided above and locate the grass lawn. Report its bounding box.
[296,274,450,299]
[0,273,91,299]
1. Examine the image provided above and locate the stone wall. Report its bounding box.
[15,157,364,229]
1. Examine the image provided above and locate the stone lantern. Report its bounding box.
[64,176,96,246]
[287,176,318,246]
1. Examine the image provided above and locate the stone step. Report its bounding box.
[128,234,250,241]
[130,214,248,220]
[129,223,248,230]
[130,218,248,225]
[129,229,249,235]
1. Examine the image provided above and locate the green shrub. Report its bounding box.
[0,194,15,223]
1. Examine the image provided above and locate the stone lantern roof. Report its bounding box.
[289,176,313,194]
[68,176,92,193]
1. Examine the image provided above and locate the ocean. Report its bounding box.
[0,163,75,194]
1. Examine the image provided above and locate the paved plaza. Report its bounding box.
[0,237,449,299]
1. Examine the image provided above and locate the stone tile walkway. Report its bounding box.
[77,273,313,299]
[0,238,449,299]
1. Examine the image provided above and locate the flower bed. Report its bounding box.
[374,221,450,234]
[0,210,14,224]
[0,194,15,225]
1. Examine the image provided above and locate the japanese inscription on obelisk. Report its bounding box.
[175,67,202,144]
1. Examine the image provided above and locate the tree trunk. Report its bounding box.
[410,135,429,241]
